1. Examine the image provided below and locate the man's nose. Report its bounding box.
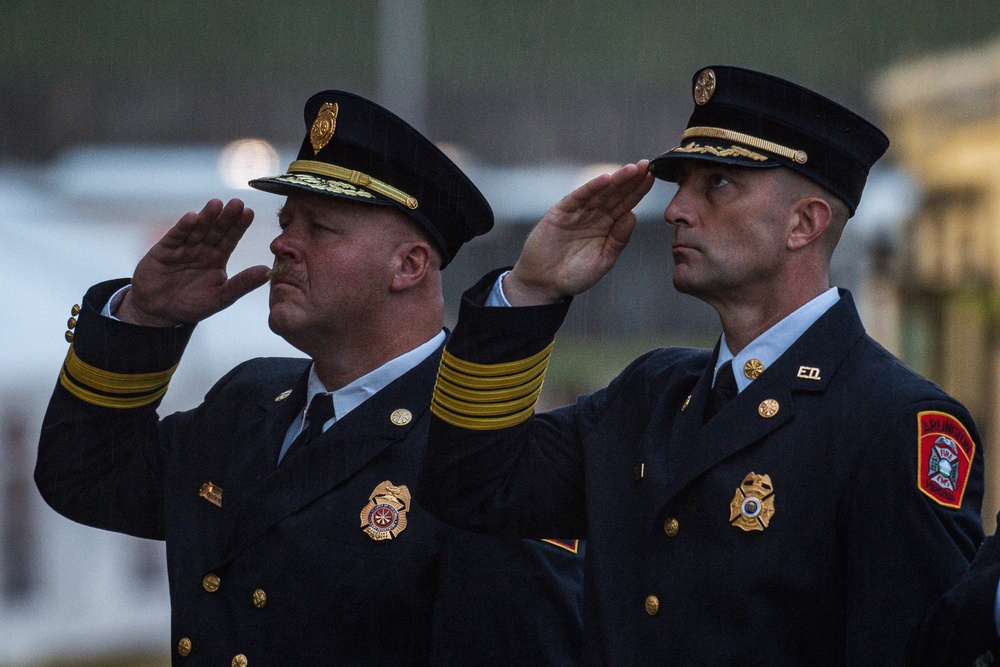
[270,227,302,261]
[664,187,693,228]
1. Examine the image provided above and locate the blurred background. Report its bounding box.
[3,0,1000,663]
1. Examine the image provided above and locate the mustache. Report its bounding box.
[268,263,306,285]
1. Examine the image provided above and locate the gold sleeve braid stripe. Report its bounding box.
[59,345,177,409]
[430,342,554,430]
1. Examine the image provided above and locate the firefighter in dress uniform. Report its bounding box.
[36,90,584,666]
[417,66,985,666]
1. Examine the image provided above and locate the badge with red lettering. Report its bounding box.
[917,411,975,509]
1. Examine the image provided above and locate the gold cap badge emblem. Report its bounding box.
[729,472,774,531]
[694,69,716,105]
[310,102,339,155]
[360,481,411,540]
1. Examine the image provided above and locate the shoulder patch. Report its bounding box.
[541,539,580,554]
[917,411,975,509]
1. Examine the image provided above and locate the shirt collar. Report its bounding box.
[305,330,445,424]
[715,287,840,392]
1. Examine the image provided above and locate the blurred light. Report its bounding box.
[436,141,474,169]
[576,163,623,185]
[218,139,280,190]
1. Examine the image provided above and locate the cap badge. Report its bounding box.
[694,68,716,105]
[743,359,765,380]
[310,102,339,155]
[729,472,774,531]
[360,481,411,540]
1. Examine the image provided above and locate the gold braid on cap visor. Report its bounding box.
[288,159,419,209]
[679,127,808,165]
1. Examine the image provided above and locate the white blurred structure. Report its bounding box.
[0,144,912,664]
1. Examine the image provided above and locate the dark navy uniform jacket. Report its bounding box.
[909,511,1000,666]
[36,279,584,666]
[419,270,985,666]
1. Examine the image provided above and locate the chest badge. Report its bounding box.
[729,472,775,531]
[360,481,411,541]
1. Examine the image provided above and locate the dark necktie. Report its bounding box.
[704,359,738,423]
[287,393,336,455]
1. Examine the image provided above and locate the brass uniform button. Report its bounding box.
[67,316,78,329]
[644,595,660,616]
[663,518,679,537]
[65,331,75,343]
[202,573,221,592]
[252,588,267,609]
[177,637,192,657]
[232,654,248,667]
[71,304,81,316]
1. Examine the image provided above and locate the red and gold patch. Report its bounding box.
[917,411,975,509]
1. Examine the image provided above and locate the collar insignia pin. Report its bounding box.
[744,359,765,380]
[390,408,412,426]
[796,366,821,380]
[758,399,780,418]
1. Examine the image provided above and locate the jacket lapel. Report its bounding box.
[659,290,866,503]
[221,366,308,525]
[218,342,443,565]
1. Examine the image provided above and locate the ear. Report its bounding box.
[390,241,433,292]
[786,197,831,252]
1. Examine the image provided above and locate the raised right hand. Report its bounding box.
[116,198,270,326]
[502,160,654,306]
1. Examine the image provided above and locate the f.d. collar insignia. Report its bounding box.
[310,102,339,154]
[729,472,775,531]
[360,480,411,540]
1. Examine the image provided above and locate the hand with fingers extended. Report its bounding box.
[116,198,271,327]
[502,160,654,306]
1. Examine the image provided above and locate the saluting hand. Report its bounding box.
[116,198,270,326]
[502,160,654,306]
